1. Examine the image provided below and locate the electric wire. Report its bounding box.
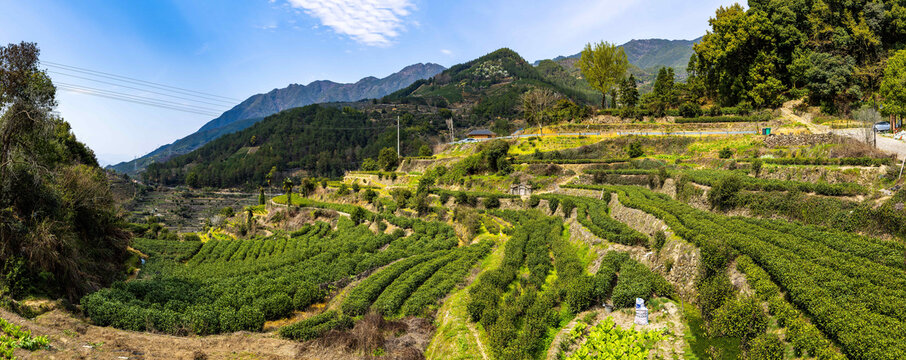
[57,84,223,117]
[43,61,242,103]
[56,82,226,113]
[49,69,236,108]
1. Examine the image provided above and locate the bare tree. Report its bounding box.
[854,106,881,148]
[521,88,560,136]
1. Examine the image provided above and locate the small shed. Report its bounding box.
[467,129,496,139]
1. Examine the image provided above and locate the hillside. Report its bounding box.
[108,63,445,175]
[536,38,699,74]
[383,48,596,126]
[141,103,445,187]
[534,38,700,94]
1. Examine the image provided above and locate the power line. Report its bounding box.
[57,84,223,117]
[56,82,226,113]
[43,61,243,103]
[49,69,236,108]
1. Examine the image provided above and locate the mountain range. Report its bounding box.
[108,62,446,174]
[114,38,698,176]
[536,38,700,75]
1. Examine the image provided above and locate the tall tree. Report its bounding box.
[619,74,639,108]
[881,50,906,125]
[377,147,399,171]
[521,88,559,135]
[577,41,628,108]
[282,178,294,207]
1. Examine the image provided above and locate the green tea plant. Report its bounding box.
[566,317,664,360]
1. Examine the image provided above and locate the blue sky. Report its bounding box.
[0,0,738,166]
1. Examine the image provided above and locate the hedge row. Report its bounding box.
[399,241,494,316]
[131,238,203,262]
[674,114,771,124]
[569,184,906,360]
[278,310,353,341]
[738,157,893,167]
[680,169,866,196]
[517,158,630,165]
[83,215,458,335]
[538,194,648,247]
[736,256,845,359]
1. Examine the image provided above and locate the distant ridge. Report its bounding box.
[108,63,446,174]
[534,37,702,74]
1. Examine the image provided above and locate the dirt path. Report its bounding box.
[2,308,303,360]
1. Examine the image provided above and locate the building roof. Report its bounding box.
[467,129,495,136]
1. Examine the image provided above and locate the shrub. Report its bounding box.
[256,293,293,321]
[697,274,734,322]
[548,198,560,214]
[679,102,702,118]
[711,296,768,347]
[751,159,763,177]
[626,142,644,158]
[708,175,741,211]
[653,230,667,251]
[527,196,540,208]
[483,196,501,209]
[748,332,784,360]
[719,147,733,159]
[560,199,575,218]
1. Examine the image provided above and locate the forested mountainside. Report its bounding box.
[142,103,443,187]
[383,48,596,124]
[108,63,445,175]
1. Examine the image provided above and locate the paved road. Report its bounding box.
[449,130,757,145]
[833,128,906,160]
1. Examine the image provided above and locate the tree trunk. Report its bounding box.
[601,93,606,109]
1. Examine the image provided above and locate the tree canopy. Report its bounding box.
[691,0,906,113]
[881,49,906,116]
[578,41,629,108]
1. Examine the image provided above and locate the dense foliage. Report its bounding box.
[691,1,906,112]
[0,42,129,301]
[144,104,437,187]
[383,48,594,123]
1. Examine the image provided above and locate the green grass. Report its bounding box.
[424,237,506,360]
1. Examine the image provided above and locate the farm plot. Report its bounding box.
[81,216,461,335]
[565,183,906,360]
[465,213,672,360]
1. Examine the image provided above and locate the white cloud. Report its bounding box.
[440,49,452,55]
[286,0,414,46]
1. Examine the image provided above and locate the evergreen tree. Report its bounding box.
[619,74,639,108]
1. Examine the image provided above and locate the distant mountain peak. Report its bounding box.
[108,62,445,175]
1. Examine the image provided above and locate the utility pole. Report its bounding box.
[397,116,400,157]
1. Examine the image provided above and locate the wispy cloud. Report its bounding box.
[440,49,452,55]
[286,0,414,46]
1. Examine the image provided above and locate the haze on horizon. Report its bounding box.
[0,0,737,166]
